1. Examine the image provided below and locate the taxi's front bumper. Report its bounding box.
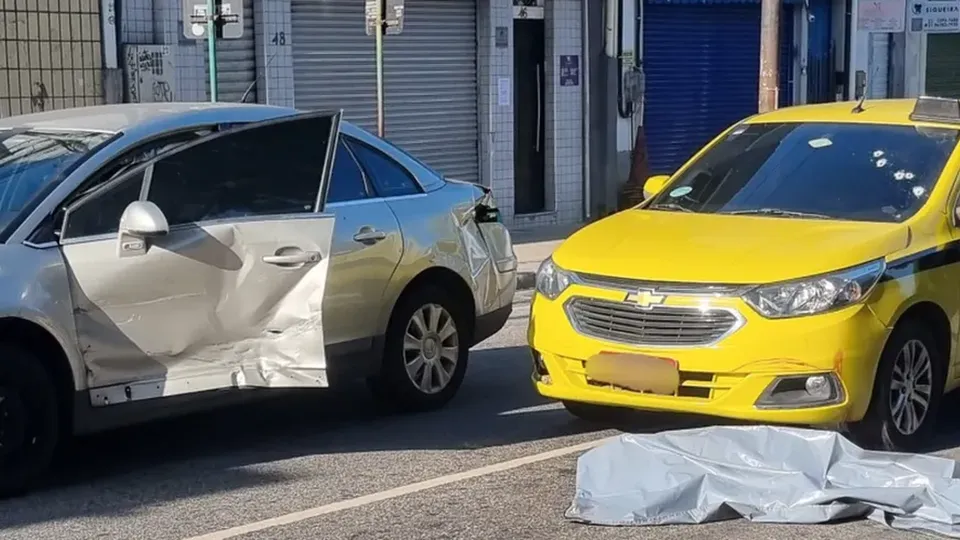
[528,285,891,425]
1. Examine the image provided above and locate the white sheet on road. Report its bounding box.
[566,425,960,537]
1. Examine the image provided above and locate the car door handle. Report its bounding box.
[353,229,387,243]
[262,251,321,265]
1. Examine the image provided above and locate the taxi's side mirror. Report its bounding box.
[643,175,671,200]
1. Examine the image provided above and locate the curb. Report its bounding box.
[517,272,536,291]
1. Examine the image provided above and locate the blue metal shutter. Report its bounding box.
[642,1,795,174]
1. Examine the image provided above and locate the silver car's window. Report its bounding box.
[346,137,422,198]
[62,171,145,239]
[327,141,369,203]
[48,129,210,242]
[0,129,110,231]
[146,116,333,227]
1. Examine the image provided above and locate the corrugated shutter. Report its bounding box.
[926,33,960,99]
[642,2,795,175]
[204,0,257,102]
[292,0,377,128]
[867,33,889,99]
[292,0,479,182]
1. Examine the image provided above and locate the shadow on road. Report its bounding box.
[0,344,695,530]
[928,391,960,453]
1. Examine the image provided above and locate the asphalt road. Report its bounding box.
[0,290,956,539]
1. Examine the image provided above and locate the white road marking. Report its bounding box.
[498,402,565,416]
[181,435,618,540]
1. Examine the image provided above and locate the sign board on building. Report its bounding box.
[495,26,509,48]
[497,77,511,106]
[560,55,580,87]
[182,0,243,40]
[857,0,906,31]
[365,0,405,36]
[513,0,544,19]
[909,0,960,32]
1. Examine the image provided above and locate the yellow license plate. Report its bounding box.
[585,352,680,395]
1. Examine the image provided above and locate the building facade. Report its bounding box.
[847,0,960,100]
[110,0,589,230]
[0,0,114,117]
[10,0,924,230]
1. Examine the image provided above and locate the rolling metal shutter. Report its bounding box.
[867,33,889,99]
[926,33,960,99]
[642,0,795,175]
[204,0,257,102]
[292,0,479,182]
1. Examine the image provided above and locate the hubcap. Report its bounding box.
[889,339,934,436]
[403,303,459,394]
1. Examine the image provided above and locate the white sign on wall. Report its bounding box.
[858,0,907,31]
[909,0,960,32]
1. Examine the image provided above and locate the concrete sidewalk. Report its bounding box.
[511,222,583,290]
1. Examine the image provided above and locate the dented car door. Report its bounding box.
[57,111,342,406]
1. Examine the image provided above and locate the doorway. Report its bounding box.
[513,17,546,215]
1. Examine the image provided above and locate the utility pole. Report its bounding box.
[365,0,403,136]
[206,0,218,102]
[758,0,779,113]
[374,0,385,137]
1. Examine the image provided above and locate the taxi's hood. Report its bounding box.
[552,209,911,284]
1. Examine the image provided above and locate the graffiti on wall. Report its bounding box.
[123,45,177,103]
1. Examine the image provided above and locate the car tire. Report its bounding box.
[562,400,628,425]
[368,284,470,413]
[0,345,59,498]
[850,319,944,452]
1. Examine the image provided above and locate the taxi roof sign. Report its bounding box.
[909,96,960,124]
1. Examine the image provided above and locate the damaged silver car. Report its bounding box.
[0,103,517,495]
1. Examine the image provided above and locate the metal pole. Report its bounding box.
[581,0,592,221]
[375,0,385,137]
[207,0,218,102]
[758,0,779,112]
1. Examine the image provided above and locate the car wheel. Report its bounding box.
[850,320,944,452]
[0,345,59,498]
[368,285,470,412]
[562,401,627,425]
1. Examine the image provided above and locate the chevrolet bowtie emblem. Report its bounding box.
[625,289,665,309]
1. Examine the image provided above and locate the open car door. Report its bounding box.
[57,110,343,406]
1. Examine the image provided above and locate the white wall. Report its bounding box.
[477,0,585,227]
[847,0,929,99]
[905,33,926,96]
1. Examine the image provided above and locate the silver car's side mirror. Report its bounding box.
[120,200,169,237]
[954,206,960,227]
[118,201,169,258]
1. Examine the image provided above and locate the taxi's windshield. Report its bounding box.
[0,128,111,230]
[645,122,960,223]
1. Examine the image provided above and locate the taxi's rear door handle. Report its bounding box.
[353,228,387,243]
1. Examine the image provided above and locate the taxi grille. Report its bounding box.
[565,297,741,346]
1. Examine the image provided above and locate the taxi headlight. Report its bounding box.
[742,260,886,319]
[535,257,573,300]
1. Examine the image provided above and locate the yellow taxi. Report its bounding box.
[529,96,960,451]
